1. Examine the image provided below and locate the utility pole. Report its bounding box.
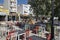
[51,0,54,40]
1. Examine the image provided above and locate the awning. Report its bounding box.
[0,12,7,16]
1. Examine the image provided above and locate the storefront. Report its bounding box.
[8,12,19,21]
[8,16,16,21]
[0,12,8,21]
[0,15,5,21]
[0,7,9,21]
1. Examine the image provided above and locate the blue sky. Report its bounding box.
[0,0,28,4]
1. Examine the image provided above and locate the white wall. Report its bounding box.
[17,4,32,15]
[17,5,23,14]
[4,0,10,9]
[4,0,17,13]
[23,4,30,15]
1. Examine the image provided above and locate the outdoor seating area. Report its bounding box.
[0,21,50,40]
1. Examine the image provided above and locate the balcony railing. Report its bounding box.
[10,9,17,12]
[10,0,16,3]
[10,4,16,7]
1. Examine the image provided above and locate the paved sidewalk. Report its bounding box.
[0,36,6,40]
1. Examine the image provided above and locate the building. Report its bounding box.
[4,0,17,13]
[0,7,9,15]
[0,4,9,21]
[4,0,18,21]
[17,4,33,21]
[17,4,33,16]
[0,4,3,12]
[0,4,3,8]
[0,8,9,21]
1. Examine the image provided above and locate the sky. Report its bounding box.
[0,0,28,4]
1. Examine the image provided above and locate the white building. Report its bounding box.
[4,0,17,13]
[0,4,3,8]
[17,4,33,16]
[4,0,17,21]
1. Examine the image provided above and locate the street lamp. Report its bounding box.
[51,0,54,40]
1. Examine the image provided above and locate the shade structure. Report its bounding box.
[0,12,7,16]
[20,16,30,19]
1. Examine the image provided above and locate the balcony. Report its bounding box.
[10,0,16,3]
[10,9,17,12]
[10,10,17,12]
[11,0,15,1]
[10,4,16,7]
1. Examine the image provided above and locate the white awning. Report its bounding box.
[0,12,7,16]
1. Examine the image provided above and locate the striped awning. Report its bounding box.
[0,12,7,16]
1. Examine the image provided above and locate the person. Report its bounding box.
[28,37,32,40]
[25,29,30,37]
[20,34,25,40]
[46,33,51,40]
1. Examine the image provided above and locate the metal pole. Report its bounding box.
[5,15,8,21]
[51,0,54,40]
[19,16,20,21]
